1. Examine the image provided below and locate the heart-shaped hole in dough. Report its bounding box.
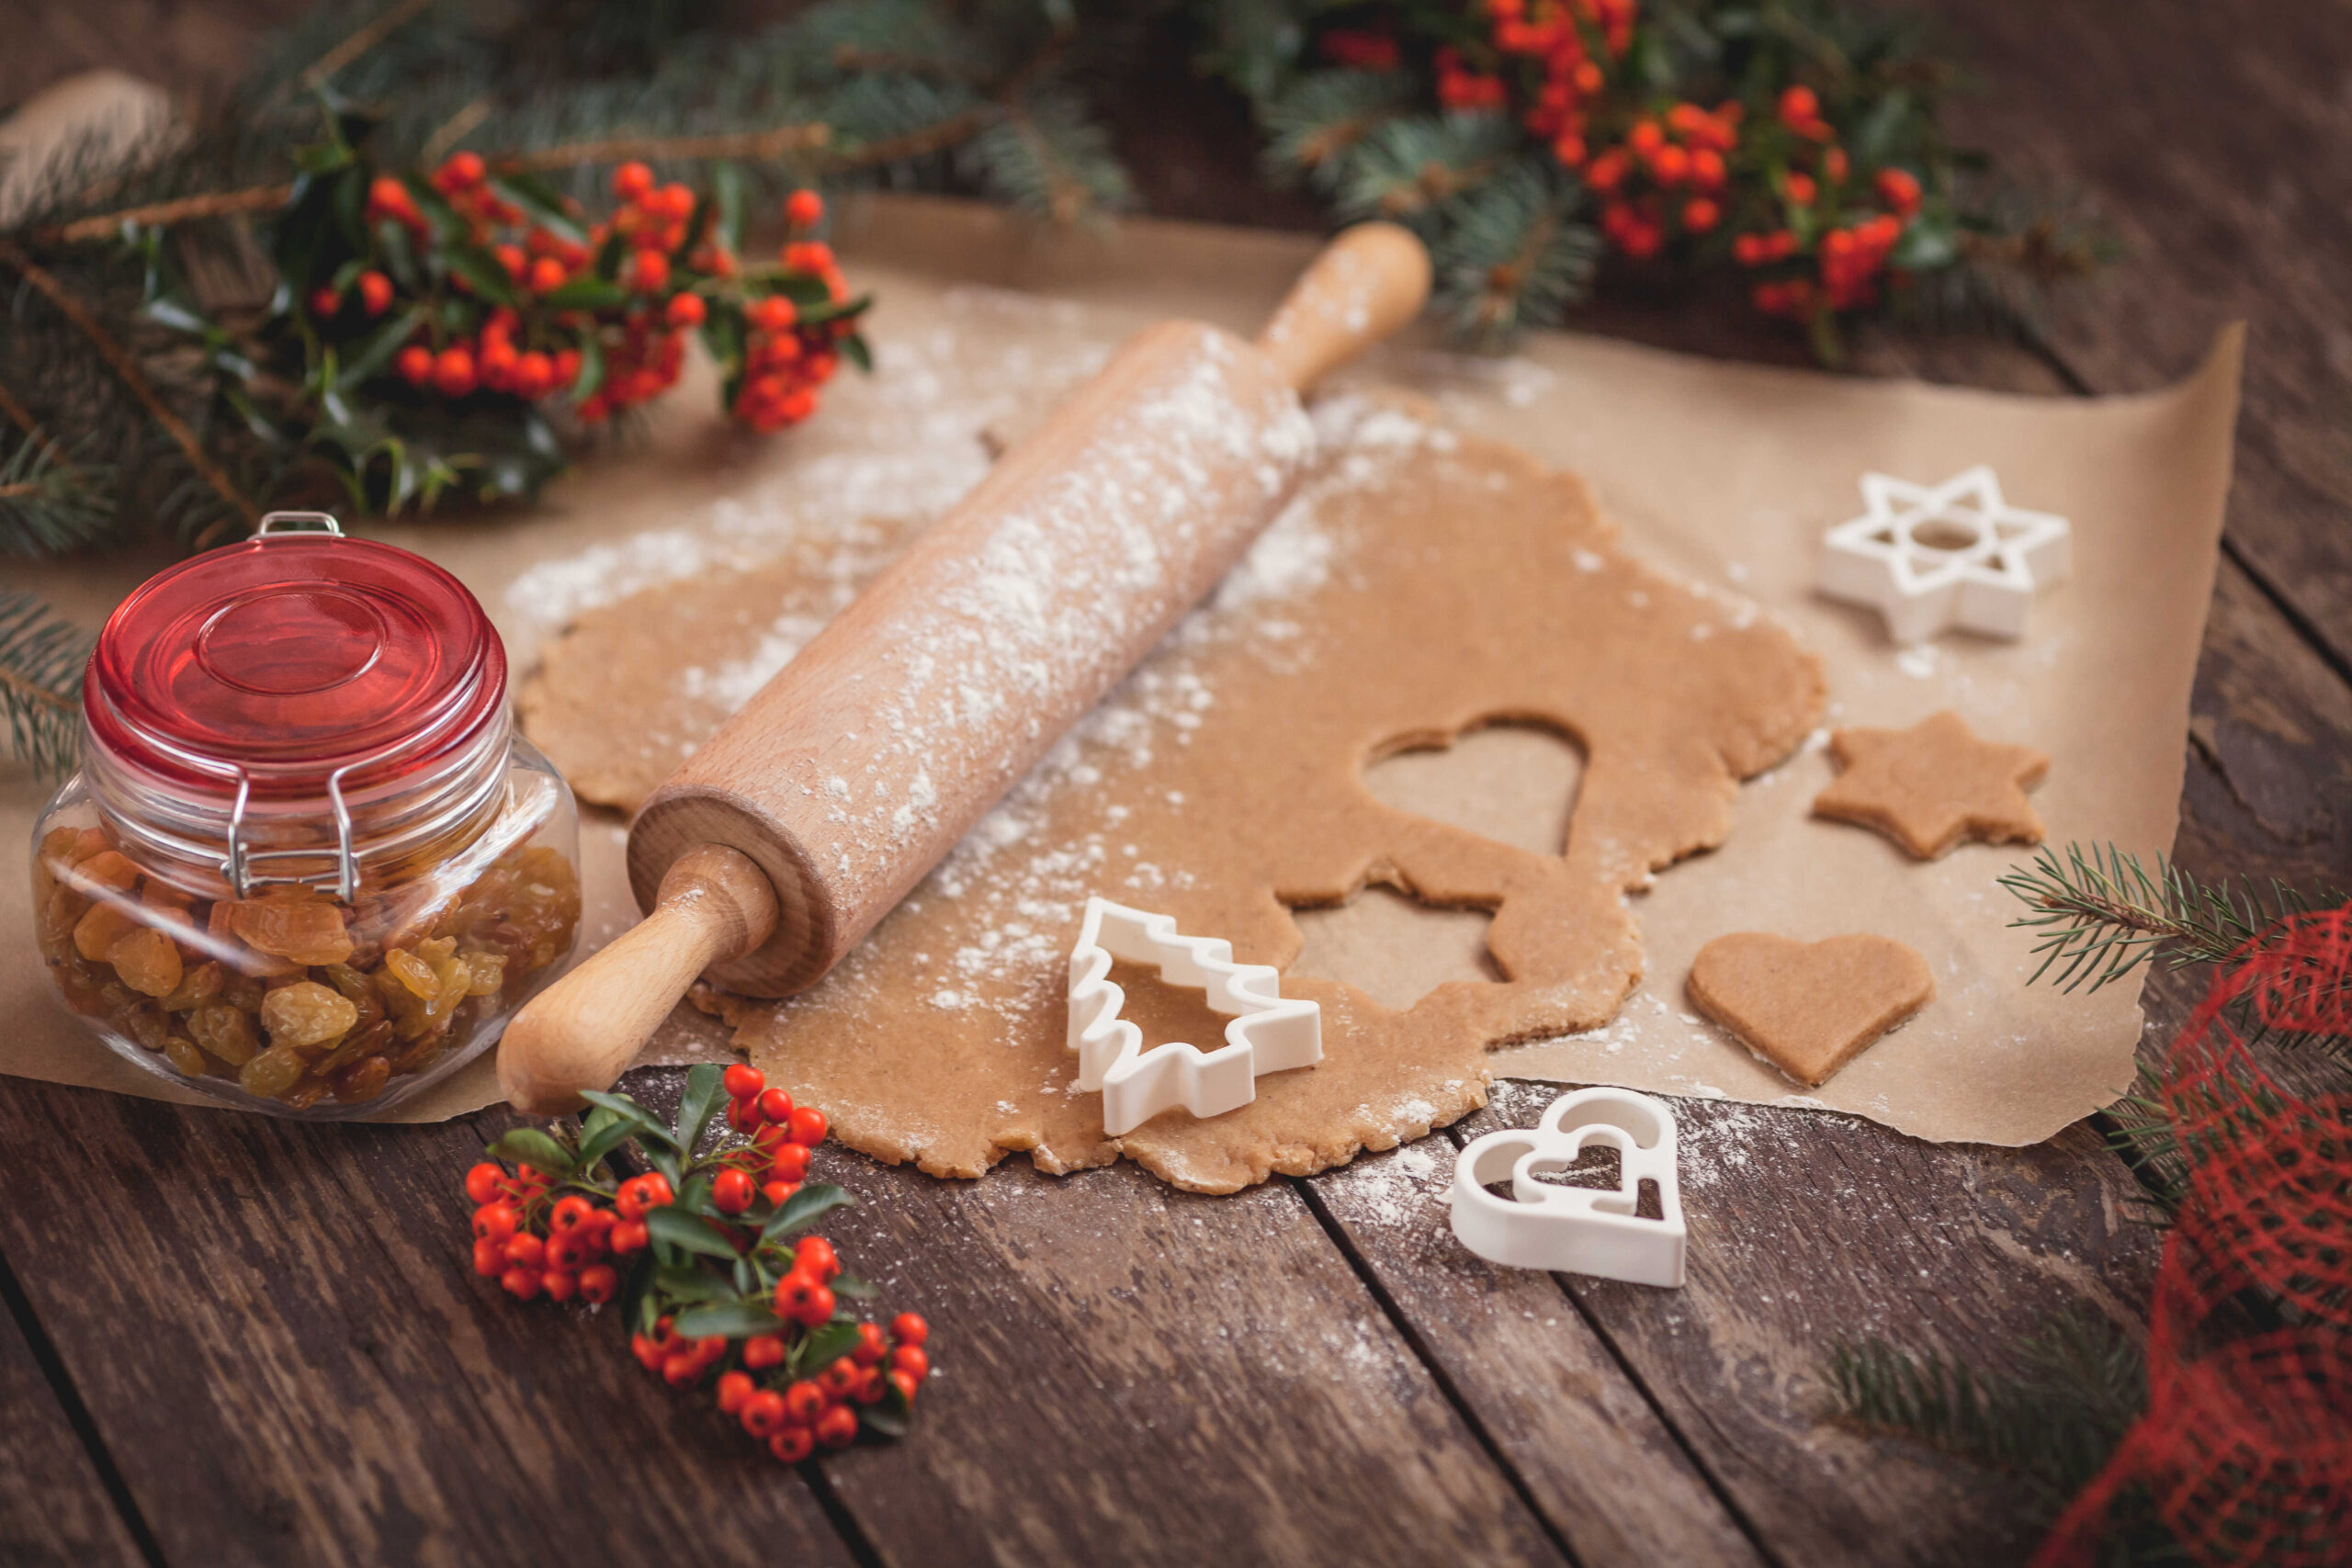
[1363,720,1584,859]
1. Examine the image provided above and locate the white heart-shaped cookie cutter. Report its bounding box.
[1066,897,1322,1136]
[1448,1087,1687,1288]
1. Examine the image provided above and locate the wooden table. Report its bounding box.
[5,3,2347,1563]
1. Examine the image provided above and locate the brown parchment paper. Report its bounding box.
[0,194,2239,1136]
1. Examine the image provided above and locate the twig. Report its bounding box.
[0,378,41,436]
[295,0,435,96]
[40,185,294,244]
[0,241,261,528]
[495,123,834,175]
[420,96,493,168]
[0,663,75,714]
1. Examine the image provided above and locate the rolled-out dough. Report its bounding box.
[524,399,1824,1192]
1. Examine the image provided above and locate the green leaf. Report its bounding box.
[859,1391,910,1438]
[761,1182,854,1242]
[674,1299,788,1339]
[1891,213,1958,272]
[829,1272,878,1301]
[570,333,605,400]
[494,173,585,245]
[645,1205,740,1260]
[839,333,872,374]
[574,1106,642,1169]
[579,1089,681,1148]
[593,227,626,281]
[541,276,628,312]
[712,160,746,253]
[292,140,355,175]
[675,1063,726,1153]
[443,244,518,306]
[485,1127,576,1178]
[652,1262,729,1303]
[797,1320,861,1372]
[335,305,424,389]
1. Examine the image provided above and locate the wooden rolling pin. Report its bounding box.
[500,222,1431,1114]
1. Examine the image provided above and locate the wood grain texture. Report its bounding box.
[1305,1141,1766,1567]
[1913,0,2352,671]
[1456,1085,2163,1568]
[785,1129,1569,1568]
[0,1080,853,1568]
[0,1275,147,1568]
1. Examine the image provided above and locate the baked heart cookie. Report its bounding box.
[1687,932,1934,1087]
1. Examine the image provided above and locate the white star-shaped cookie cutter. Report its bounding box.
[1817,466,2072,643]
[1445,1088,1686,1288]
[1066,897,1322,1136]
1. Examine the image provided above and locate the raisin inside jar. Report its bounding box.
[33,824,580,1109]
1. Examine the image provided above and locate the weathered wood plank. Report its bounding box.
[785,1123,1571,1568]
[1306,1142,1768,1567]
[1450,1089,2160,1568]
[1912,0,2352,671]
[0,1269,147,1568]
[0,1081,854,1568]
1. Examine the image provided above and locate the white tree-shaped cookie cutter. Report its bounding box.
[1447,1087,1687,1288]
[1066,897,1322,1136]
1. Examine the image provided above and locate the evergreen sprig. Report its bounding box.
[0,592,88,779]
[1826,1313,2177,1558]
[1999,840,2337,994]
[0,0,1129,563]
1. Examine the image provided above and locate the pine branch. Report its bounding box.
[1335,111,1520,225]
[0,591,89,779]
[1826,1312,2153,1517]
[1261,68,1415,191]
[0,241,262,530]
[1998,841,2337,994]
[1434,157,1600,343]
[963,86,1133,225]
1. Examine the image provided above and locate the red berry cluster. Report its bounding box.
[1485,0,1637,165]
[317,151,863,433]
[1728,85,1922,318]
[1585,101,1741,257]
[702,1309,931,1462]
[459,1063,929,1466]
[467,1161,625,1305]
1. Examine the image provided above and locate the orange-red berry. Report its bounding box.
[613,162,654,200]
[769,1427,816,1464]
[785,189,824,229]
[815,1404,859,1450]
[713,1168,756,1215]
[788,1106,828,1146]
[741,1389,788,1438]
[357,270,393,315]
[724,1064,765,1100]
[578,1263,619,1304]
[892,1313,929,1348]
[717,1371,755,1416]
[783,1380,828,1425]
[743,1334,786,1371]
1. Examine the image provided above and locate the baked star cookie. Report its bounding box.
[1812,709,2048,859]
[1688,932,1934,1087]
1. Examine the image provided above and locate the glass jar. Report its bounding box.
[28,512,581,1117]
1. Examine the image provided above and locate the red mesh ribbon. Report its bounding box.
[2035,908,2352,1566]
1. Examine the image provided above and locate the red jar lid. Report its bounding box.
[86,523,506,799]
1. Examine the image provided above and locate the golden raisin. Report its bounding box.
[160,961,223,1013]
[384,947,437,998]
[259,981,358,1049]
[107,926,185,998]
[237,1044,305,1099]
[163,1032,210,1078]
[74,901,141,963]
[118,1002,170,1053]
[461,948,507,997]
[229,895,355,966]
[187,1002,258,1066]
[69,851,141,895]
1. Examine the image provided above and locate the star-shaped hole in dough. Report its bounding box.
[1816,466,2071,643]
[1811,709,2049,859]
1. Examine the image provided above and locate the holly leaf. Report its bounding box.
[761,1182,853,1243]
[674,1299,787,1338]
[674,1063,726,1153]
[485,1127,575,1178]
[645,1205,739,1260]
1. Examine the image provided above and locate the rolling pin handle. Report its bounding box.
[1252,221,1432,392]
[498,844,778,1115]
